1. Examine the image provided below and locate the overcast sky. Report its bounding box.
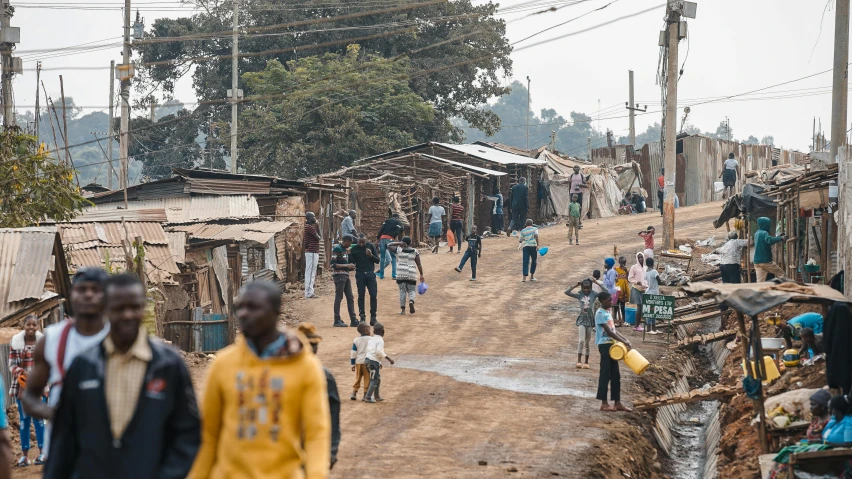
[11,0,843,151]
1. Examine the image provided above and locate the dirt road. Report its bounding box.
[10,202,723,479]
[304,202,723,478]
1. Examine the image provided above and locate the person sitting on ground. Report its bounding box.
[619,194,633,215]
[769,389,832,478]
[643,258,661,335]
[565,279,599,369]
[8,315,45,467]
[455,225,482,281]
[387,236,425,315]
[297,323,341,471]
[631,192,646,214]
[799,327,824,360]
[595,292,633,412]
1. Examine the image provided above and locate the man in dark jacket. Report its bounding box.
[349,234,381,325]
[507,177,529,236]
[376,212,404,280]
[45,274,200,479]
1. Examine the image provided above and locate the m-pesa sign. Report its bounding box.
[641,294,675,321]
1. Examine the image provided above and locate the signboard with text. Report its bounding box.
[641,294,675,321]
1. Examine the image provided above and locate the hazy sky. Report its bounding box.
[11,0,844,151]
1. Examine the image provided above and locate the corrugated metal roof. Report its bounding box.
[165,232,186,263]
[84,195,261,223]
[58,222,168,246]
[57,209,168,223]
[187,178,271,195]
[169,221,294,244]
[0,228,59,319]
[418,154,507,176]
[433,143,546,165]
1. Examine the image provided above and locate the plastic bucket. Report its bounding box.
[624,349,650,375]
[624,306,637,325]
[609,342,627,361]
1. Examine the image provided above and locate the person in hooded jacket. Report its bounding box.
[753,216,787,282]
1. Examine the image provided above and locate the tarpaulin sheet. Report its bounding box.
[682,280,847,316]
[742,184,777,217]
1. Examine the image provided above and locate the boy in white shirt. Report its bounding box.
[350,323,372,400]
[363,323,394,404]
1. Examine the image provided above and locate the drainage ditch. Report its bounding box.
[654,317,728,479]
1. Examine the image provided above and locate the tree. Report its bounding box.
[708,121,733,140]
[237,47,438,178]
[743,135,760,145]
[0,128,89,227]
[761,135,775,146]
[135,0,512,158]
[127,109,212,180]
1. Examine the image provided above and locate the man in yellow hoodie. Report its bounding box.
[188,281,330,479]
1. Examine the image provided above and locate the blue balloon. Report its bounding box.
[539,246,549,256]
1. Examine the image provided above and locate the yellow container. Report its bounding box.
[609,342,627,361]
[625,349,650,375]
[742,356,781,385]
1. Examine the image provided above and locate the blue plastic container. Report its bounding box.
[625,306,637,325]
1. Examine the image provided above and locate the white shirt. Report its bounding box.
[365,335,388,362]
[44,319,110,407]
[340,216,356,236]
[724,158,739,170]
[428,205,445,224]
[351,335,371,364]
[716,239,748,265]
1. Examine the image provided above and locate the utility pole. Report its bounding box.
[108,60,115,190]
[34,61,40,139]
[229,0,240,173]
[725,116,730,141]
[525,75,531,150]
[662,1,682,251]
[626,70,647,152]
[549,130,556,152]
[119,0,131,208]
[149,99,155,122]
[831,0,850,163]
[0,0,19,127]
[587,136,591,162]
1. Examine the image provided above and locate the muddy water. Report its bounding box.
[395,354,597,398]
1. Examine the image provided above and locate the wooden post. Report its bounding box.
[738,312,770,454]
[192,307,203,353]
[745,218,752,283]
[227,266,235,345]
[134,235,146,288]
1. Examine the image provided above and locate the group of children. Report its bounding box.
[350,322,394,404]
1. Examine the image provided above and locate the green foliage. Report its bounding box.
[0,128,89,227]
[238,48,438,178]
[134,0,512,169]
[127,108,214,180]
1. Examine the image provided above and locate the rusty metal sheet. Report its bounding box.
[7,231,55,303]
[60,209,168,223]
[98,222,169,245]
[168,221,292,244]
[211,246,229,307]
[83,195,261,223]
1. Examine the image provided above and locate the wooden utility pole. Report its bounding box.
[229,0,240,173]
[59,75,69,165]
[108,60,115,190]
[34,62,40,140]
[628,70,636,148]
[831,0,850,163]
[662,1,681,251]
[587,136,591,161]
[120,0,131,208]
[549,130,556,152]
[0,0,15,127]
[525,75,531,150]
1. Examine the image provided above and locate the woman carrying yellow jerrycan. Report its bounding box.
[595,291,635,412]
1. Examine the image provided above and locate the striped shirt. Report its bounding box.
[7,332,41,397]
[303,222,320,253]
[520,226,538,247]
[450,203,464,221]
[395,246,420,283]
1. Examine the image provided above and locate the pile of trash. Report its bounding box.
[701,253,722,266]
[659,264,691,286]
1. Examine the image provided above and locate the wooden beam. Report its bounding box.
[675,330,737,349]
[634,384,742,410]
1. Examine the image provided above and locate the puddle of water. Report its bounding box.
[395,354,596,398]
[669,399,719,479]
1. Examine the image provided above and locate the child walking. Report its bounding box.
[644,257,661,334]
[364,322,394,403]
[595,292,633,412]
[565,279,599,369]
[567,194,581,245]
[455,225,482,281]
[388,237,425,314]
[638,226,656,259]
[350,323,372,400]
